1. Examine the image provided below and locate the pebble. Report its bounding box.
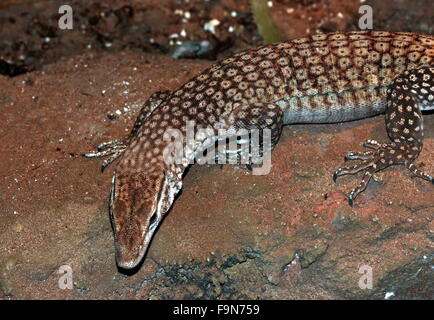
[5,258,17,271]
[83,196,94,204]
[12,222,23,233]
[384,291,395,299]
[203,19,220,34]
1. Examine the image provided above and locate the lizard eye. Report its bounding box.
[149,212,158,229]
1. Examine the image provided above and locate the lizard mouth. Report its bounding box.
[117,256,142,270]
[115,240,148,270]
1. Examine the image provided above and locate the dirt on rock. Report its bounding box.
[0,0,433,300]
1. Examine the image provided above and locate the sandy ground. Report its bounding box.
[0,0,433,299]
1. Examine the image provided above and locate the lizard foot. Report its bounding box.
[83,139,128,172]
[333,140,433,206]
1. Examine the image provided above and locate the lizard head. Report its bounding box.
[109,168,182,269]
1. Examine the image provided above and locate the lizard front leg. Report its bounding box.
[334,66,434,205]
[84,90,172,172]
[220,102,283,169]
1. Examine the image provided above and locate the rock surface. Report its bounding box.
[0,0,433,299]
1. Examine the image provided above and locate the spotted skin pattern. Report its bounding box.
[85,31,434,269]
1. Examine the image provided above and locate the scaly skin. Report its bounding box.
[85,31,434,270]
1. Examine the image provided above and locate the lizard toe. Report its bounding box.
[347,193,354,207]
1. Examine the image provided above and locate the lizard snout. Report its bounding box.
[114,220,146,269]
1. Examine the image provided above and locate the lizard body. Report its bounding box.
[85,31,434,269]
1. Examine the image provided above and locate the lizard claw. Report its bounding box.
[347,194,354,207]
[333,169,341,183]
[344,152,358,160]
[101,160,110,173]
